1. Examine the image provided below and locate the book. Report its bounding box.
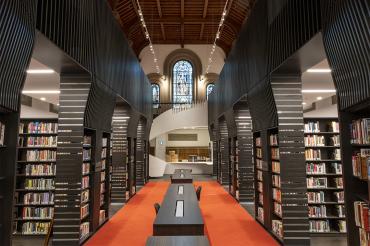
[0,121,5,146]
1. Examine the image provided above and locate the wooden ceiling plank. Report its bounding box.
[156,0,162,17]
[161,23,166,40]
[202,0,209,18]
[181,0,184,47]
[200,23,204,40]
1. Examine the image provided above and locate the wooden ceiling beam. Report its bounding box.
[156,0,162,17]
[202,0,209,18]
[181,0,184,48]
[160,23,166,40]
[141,16,232,24]
[130,0,147,37]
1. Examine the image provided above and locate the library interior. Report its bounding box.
[0,0,369,246]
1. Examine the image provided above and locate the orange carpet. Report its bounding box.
[86,181,278,246]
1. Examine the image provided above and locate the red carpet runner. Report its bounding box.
[86,181,278,246]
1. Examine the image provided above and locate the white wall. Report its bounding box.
[140,44,225,75]
[166,129,210,147]
[21,99,58,119]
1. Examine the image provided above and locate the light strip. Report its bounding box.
[302,89,336,93]
[205,0,230,74]
[135,0,160,73]
[22,90,60,94]
[27,69,55,74]
[306,69,332,73]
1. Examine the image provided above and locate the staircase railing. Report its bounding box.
[153,100,207,118]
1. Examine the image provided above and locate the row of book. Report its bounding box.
[354,201,370,246]
[20,222,50,235]
[272,220,283,238]
[256,147,262,158]
[257,207,264,223]
[272,174,280,188]
[82,176,89,189]
[0,121,5,146]
[272,161,280,173]
[24,163,56,176]
[258,193,263,205]
[305,149,341,160]
[273,188,281,203]
[81,190,89,204]
[20,136,57,147]
[99,210,106,224]
[23,192,54,205]
[80,222,90,239]
[101,148,107,159]
[83,149,91,161]
[82,163,90,175]
[20,122,58,134]
[24,179,54,190]
[271,148,279,159]
[257,182,263,193]
[270,134,278,146]
[256,159,262,170]
[21,207,54,219]
[274,202,282,217]
[307,177,343,188]
[84,136,92,145]
[81,204,89,219]
[304,135,340,147]
[309,220,346,233]
[26,150,56,161]
[304,121,339,133]
[257,170,263,181]
[306,163,342,175]
[350,118,370,144]
[352,150,370,180]
[255,137,261,147]
[307,191,344,203]
[308,205,345,218]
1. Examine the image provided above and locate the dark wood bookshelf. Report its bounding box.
[13,119,58,236]
[228,136,239,200]
[304,118,347,236]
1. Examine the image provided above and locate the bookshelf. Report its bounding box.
[340,111,370,245]
[126,137,136,200]
[229,137,239,200]
[80,128,94,243]
[254,132,266,226]
[99,132,111,226]
[304,118,346,235]
[268,128,283,242]
[13,119,58,236]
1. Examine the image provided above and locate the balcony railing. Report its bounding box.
[152,100,206,118]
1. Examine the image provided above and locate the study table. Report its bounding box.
[153,183,204,236]
[145,236,210,246]
[171,171,193,183]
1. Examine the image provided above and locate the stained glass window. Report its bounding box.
[206,83,215,100]
[172,60,193,104]
[152,84,160,108]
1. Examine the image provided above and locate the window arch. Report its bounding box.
[152,83,160,108]
[172,60,193,104]
[206,83,215,100]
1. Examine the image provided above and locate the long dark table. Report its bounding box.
[174,169,192,174]
[146,236,210,246]
[171,171,193,183]
[153,183,204,236]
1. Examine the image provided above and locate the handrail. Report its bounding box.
[153,100,207,117]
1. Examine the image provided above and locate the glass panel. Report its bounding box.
[173,60,193,104]
[206,83,215,100]
[152,84,160,108]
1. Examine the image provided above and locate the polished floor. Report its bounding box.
[86,181,278,246]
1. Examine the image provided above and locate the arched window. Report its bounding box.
[172,60,193,104]
[152,84,160,108]
[206,83,215,100]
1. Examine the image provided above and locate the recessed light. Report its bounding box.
[306,69,332,73]
[302,89,336,93]
[302,102,307,105]
[22,90,60,94]
[316,97,323,100]
[57,103,60,106]
[40,97,46,101]
[27,69,55,74]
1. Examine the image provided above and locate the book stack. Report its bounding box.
[305,121,320,133]
[272,161,280,173]
[273,188,281,203]
[21,222,50,235]
[307,177,327,188]
[24,179,55,190]
[305,149,321,160]
[354,201,370,245]
[26,150,56,161]
[83,149,91,161]
[352,149,370,180]
[27,122,58,134]
[271,148,279,160]
[305,135,325,146]
[308,192,325,203]
[82,176,89,189]
[22,207,54,219]
[80,204,89,219]
[99,210,106,225]
[25,136,57,147]
[25,163,56,176]
[23,192,54,205]
[272,220,283,239]
[350,118,370,144]
[80,222,90,239]
[309,205,327,218]
[328,121,340,133]
[270,134,278,146]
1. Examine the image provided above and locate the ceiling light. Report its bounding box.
[302,102,307,105]
[316,97,323,100]
[40,97,46,101]
[302,89,336,93]
[57,103,60,106]
[22,90,60,94]
[306,69,332,73]
[27,69,55,74]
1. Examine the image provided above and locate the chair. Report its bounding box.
[196,186,202,201]
[154,203,161,214]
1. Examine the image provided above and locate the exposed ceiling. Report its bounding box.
[108,0,255,56]
[302,59,336,109]
[23,58,60,105]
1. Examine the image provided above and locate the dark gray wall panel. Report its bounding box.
[321,0,370,110]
